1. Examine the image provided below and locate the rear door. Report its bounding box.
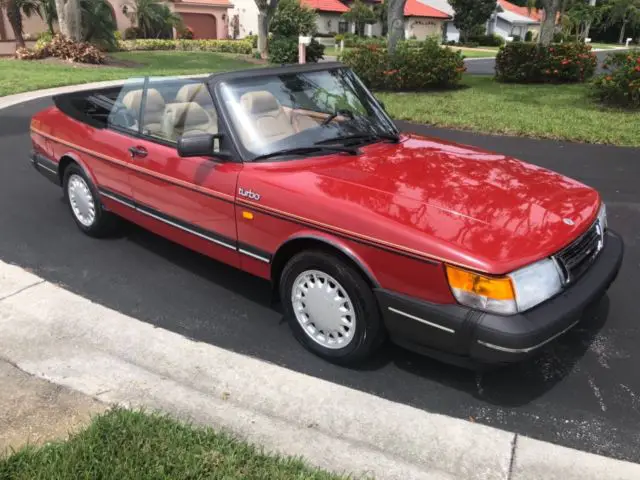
[126,78,242,268]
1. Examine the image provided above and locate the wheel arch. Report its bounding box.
[57,152,97,187]
[271,232,380,300]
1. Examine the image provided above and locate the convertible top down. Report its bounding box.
[29,63,623,367]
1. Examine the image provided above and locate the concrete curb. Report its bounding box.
[1,259,639,479]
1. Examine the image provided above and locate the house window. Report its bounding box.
[338,21,349,34]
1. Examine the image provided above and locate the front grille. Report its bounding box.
[555,221,603,284]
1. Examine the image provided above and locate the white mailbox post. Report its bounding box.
[626,38,633,47]
[299,35,311,64]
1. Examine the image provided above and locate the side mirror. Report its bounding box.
[177,133,229,159]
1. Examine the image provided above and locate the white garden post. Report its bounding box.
[626,38,632,47]
[299,35,311,64]
[340,39,344,52]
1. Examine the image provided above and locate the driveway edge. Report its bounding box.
[1,260,639,479]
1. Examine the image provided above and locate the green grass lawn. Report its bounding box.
[379,75,640,146]
[589,42,625,50]
[0,51,257,97]
[0,409,345,480]
[458,49,497,58]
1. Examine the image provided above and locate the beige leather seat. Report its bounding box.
[121,88,166,136]
[239,91,295,145]
[162,101,217,143]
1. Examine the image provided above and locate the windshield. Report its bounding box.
[217,67,398,160]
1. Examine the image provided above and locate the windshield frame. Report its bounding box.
[206,63,398,162]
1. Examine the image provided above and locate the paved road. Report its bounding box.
[2,99,640,462]
[465,49,627,75]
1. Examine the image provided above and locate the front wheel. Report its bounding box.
[280,250,386,365]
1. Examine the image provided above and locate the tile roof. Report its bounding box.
[301,0,349,13]
[498,0,542,22]
[404,0,451,17]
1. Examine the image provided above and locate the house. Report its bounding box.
[403,0,450,40]
[0,0,230,47]
[302,0,350,36]
[488,0,541,40]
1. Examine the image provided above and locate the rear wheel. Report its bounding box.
[63,164,118,237]
[280,250,386,365]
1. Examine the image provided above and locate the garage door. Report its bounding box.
[180,13,217,39]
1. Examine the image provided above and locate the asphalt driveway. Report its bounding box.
[2,98,640,463]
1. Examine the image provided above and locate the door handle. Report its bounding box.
[128,146,148,159]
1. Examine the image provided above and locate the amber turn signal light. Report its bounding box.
[445,265,515,301]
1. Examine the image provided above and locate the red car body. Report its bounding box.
[29,64,623,366]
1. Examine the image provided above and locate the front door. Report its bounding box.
[126,78,242,268]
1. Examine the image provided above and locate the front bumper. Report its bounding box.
[375,230,624,366]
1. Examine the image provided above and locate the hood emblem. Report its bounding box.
[563,218,575,226]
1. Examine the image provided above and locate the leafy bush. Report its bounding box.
[469,33,504,47]
[592,51,640,108]
[119,39,253,54]
[340,33,385,48]
[177,26,194,39]
[341,38,465,91]
[35,31,53,50]
[245,34,258,48]
[495,42,597,83]
[124,26,140,40]
[16,34,105,63]
[511,35,522,42]
[114,30,122,41]
[81,0,118,51]
[334,33,344,43]
[524,31,533,42]
[268,36,324,64]
[270,0,316,36]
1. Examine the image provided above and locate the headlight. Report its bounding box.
[446,258,563,315]
[597,203,607,231]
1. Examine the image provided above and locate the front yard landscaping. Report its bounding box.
[0,51,257,97]
[379,75,640,146]
[0,409,343,480]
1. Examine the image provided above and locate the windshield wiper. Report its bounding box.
[315,132,400,146]
[253,145,358,161]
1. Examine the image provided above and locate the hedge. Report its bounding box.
[341,39,465,91]
[592,51,640,108]
[119,39,253,54]
[495,42,597,83]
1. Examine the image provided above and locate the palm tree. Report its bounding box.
[39,0,57,34]
[1,0,42,49]
[127,0,182,38]
[606,0,640,44]
[81,0,116,48]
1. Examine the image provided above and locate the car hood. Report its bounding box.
[246,135,601,274]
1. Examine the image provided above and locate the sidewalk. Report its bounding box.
[2,259,640,479]
[0,359,105,453]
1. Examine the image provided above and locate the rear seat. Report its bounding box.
[162,102,217,143]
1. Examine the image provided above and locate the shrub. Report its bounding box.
[124,26,140,40]
[245,34,258,48]
[270,0,317,36]
[469,33,504,47]
[592,51,640,108]
[177,26,194,39]
[114,30,122,41]
[16,34,105,63]
[495,42,597,83]
[268,35,324,64]
[334,33,344,43]
[35,31,53,50]
[511,34,522,42]
[119,39,253,54]
[524,31,533,42]
[341,38,465,91]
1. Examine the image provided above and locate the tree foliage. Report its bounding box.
[606,0,640,43]
[127,0,183,39]
[1,0,41,48]
[81,0,117,49]
[449,0,496,43]
[342,0,377,25]
[270,0,316,36]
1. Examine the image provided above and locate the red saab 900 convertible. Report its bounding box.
[29,63,623,367]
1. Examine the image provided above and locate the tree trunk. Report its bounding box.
[387,0,405,54]
[539,0,560,46]
[6,0,25,49]
[54,0,82,41]
[618,18,627,44]
[257,10,268,59]
[583,0,596,39]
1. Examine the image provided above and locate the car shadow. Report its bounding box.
[118,219,610,408]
